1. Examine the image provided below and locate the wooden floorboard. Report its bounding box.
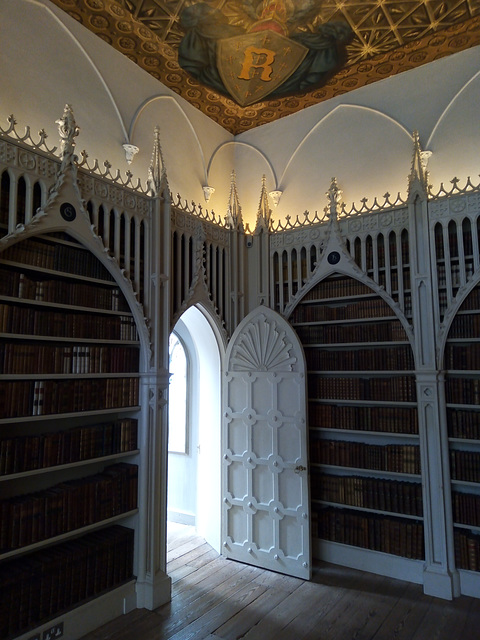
[81,523,480,640]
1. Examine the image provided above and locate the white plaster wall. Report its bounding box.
[167,319,198,526]
[182,305,223,554]
[0,0,234,209]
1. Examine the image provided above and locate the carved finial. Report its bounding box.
[148,125,168,195]
[227,170,243,229]
[408,130,431,198]
[55,104,79,159]
[326,177,342,220]
[255,175,272,232]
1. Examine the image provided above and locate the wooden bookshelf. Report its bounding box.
[0,418,138,475]
[445,284,480,577]
[0,525,135,640]
[290,274,422,571]
[0,232,140,639]
[0,463,138,555]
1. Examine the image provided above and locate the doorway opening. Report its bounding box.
[166,304,222,553]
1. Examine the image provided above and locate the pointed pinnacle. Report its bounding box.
[256,175,272,230]
[148,125,168,195]
[408,130,431,196]
[227,170,243,228]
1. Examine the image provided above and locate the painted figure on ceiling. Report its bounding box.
[178,0,352,107]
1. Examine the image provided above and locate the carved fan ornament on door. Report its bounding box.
[222,306,311,579]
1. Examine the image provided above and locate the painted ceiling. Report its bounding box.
[52,0,480,134]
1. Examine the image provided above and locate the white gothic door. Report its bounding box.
[222,305,311,579]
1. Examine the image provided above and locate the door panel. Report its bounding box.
[222,306,311,579]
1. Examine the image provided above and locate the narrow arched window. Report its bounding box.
[168,332,188,453]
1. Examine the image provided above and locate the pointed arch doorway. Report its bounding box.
[167,305,223,553]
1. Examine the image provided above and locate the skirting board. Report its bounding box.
[459,569,480,598]
[14,580,136,640]
[313,538,425,585]
[167,510,195,526]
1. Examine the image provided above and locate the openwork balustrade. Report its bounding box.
[2,113,480,341]
[170,203,231,330]
[271,204,413,320]
[0,116,151,310]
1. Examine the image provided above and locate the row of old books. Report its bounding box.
[437,263,473,288]
[0,304,137,340]
[354,237,410,266]
[313,506,424,559]
[305,345,414,372]
[0,269,126,311]
[0,463,137,552]
[0,525,134,639]
[369,268,410,291]
[308,403,419,434]
[395,293,413,316]
[444,344,480,370]
[311,439,421,474]
[447,408,480,440]
[458,285,480,311]
[373,267,403,287]
[0,377,139,418]
[363,245,401,271]
[0,235,114,281]
[450,450,480,483]
[452,491,480,527]
[0,418,138,475]
[454,528,480,572]
[313,473,423,517]
[445,378,480,405]
[448,312,480,339]
[296,321,408,344]
[0,343,140,375]
[291,297,396,323]
[302,278,373,301]
[308,375,417,403]
[385,269,401,291]
[433,225,470,260]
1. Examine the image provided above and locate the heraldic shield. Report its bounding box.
[217,31,308,107]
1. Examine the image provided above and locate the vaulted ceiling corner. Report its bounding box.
[50,0,480,134]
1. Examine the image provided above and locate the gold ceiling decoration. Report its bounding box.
[52,0,480,134]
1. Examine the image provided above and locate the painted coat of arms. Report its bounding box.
[178,0,352,107]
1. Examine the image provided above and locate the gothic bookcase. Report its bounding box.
[271,135,480,601]
[0,108,172,640]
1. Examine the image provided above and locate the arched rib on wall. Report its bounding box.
[129,95,208,183]
[28,0,129,143]
[207,141,278,187]
[427,70,480,149]
[280,105,411,188]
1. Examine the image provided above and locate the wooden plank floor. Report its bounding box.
[81,523,480,640]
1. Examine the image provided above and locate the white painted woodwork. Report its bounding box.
[222,305,311,579]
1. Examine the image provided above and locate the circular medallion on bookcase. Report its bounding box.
[327,251,340,265]
[60,202,77,222]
